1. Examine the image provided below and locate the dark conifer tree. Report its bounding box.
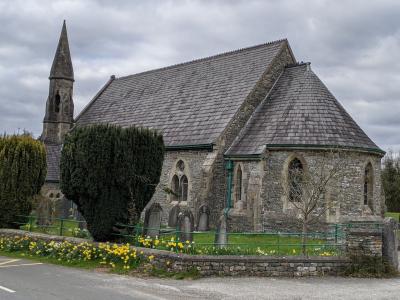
[0,135,47,227]
[60,124,164,241]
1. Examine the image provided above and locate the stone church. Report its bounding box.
[40,22,385,232]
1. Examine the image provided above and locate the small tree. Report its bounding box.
[60,124,164,241]
[0,134,47,228]
[382,151,400,212]
[282,150,346,255]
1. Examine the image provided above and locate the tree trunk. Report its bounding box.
[302,220,308,256]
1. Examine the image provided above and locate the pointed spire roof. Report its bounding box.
[226,63,384,156]
[49,20,74,81]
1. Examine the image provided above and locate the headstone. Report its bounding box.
[54,196,71,219]
[214,214,229,248]
[144,203,162,238]
[382,217,399,270]
[197,205,210,231]
[168,205,180,228]
[76,211,87,230]
[178,209,194,242]
[36,196,54,226]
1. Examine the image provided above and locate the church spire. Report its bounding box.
[41,20,75,144]
[49,20,74,81]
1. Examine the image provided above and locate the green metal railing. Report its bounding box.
[13,215,89,239]
[11,215,387,256]
[110,223,349,256]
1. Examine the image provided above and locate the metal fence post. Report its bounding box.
[135,225,140,247]
[59,219,64,236]
[29,215,33,232]
[334,224,338,244]
[277,233,280,255]
[175,224,180,253]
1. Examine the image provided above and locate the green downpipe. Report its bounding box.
[224,160,234,217]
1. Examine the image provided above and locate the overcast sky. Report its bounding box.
[0,0,399,152]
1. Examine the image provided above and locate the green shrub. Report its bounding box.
[0,135,46,228]
[60,124,164,241]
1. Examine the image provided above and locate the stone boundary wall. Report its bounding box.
[0,229,349,277]
[346,227,383,257]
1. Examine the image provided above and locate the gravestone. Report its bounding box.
[382,217,399,270]
[76,212,87,230]
[168,205,180,228]
[197,205,210,231]
[178,209,194,242]
[214,214,229,248]
[144,203,162,238]
[54,196,71,219]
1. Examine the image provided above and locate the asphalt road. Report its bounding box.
[0,255,399,300]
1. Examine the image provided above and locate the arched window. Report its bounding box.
[180,175,188,202]
[170,161,189,202]
[235,165,242,202]
[54,92,61,113]
[171,175,179,202]
[288,158,303,202]
[364,163,373,209]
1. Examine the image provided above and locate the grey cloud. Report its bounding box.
[0,0,399,152]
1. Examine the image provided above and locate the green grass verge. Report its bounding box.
[0,250,100,270]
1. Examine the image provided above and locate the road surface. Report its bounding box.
[0,256,399,299]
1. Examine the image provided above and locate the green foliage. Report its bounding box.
[382,152,400,212]
[0,135,47,228]
[60,124,164,242]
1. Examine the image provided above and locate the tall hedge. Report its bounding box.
[60,124,164,241]
[0,134,47,227]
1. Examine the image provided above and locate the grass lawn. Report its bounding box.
[152,231,340,256]
[18,217,90,238]
[385,212,400,221]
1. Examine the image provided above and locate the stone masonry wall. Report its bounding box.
[227,149,383,232]
[144,149,215,225]
[206,43,296,227]
[346,227,382,257]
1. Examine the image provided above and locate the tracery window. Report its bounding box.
[235,165,242,202]
[288,158,303,202]
[171,175,179,202]
[364,163,373,210]
[170,160,189,202]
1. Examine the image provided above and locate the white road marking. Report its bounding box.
[0,285,16,293]
[0,259,20,266]
[0,262,43,268]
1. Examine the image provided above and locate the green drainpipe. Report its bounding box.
[224,160,234,216]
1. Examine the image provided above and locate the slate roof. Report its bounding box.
[75,40,288,146]
[226,63,383,156]
[45,144,62,182]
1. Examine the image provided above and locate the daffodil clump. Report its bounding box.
[0,235,149,271]
[137,236,195,253]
